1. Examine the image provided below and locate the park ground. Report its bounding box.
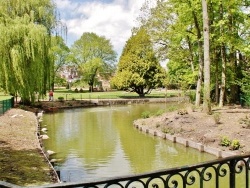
[0,108,58,186]
[134,104,250,154]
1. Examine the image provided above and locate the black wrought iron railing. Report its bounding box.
[1,154,249,188]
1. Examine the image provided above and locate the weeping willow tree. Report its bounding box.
[0,0,56,104]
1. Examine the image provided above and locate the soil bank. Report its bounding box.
[0,108,58,186]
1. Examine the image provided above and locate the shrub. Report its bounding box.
[230,139,240,150]
[58,97,64,102]
[213,113,221,124]
[154,109,165,116]
[220,136,231,147]
[141,111,151,119]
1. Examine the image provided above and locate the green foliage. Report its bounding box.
[57,96,64,102]
[71,32,117,91]
[220,136,231,147]
[168,105,178,112]
[154,109,165,116]
[111,28,165,97]
[230,139,240,150]
[0,0,57,104]
[140,0,250,106]
[51,36,70,89]
[213,113,221,124]
[220,136,241,150]
[54,75,67,87]
[141,111,151,119]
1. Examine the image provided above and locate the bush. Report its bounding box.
[58,96,64,102]
[213,113,221,124]
[220,136,231,147]
[154,109,165,116]
[141,111,151,119]
[230,139,240,150]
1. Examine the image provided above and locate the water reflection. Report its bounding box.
[42,103,216,182]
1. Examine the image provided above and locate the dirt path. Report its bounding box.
[0,108,58,186]
[134,105,250,155]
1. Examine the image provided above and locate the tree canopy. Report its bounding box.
[0,0,57,104]
[141,0,250,108]
[71,32,117,91]
[111,28,165,97]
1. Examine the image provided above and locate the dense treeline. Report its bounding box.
[140,0,250,109]
[2,0,250,110]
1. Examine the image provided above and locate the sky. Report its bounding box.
[54,0,147,57]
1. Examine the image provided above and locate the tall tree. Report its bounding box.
[71,32,117,92]
[0,0,56,104]
[111,28,165,97]
[202,0,211,114]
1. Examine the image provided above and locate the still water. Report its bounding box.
[42,103,216,183]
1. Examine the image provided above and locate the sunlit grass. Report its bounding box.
[52,88,176,100]
[0,92,12,100]
[0,89,185,101]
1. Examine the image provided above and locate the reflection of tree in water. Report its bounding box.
[112,104,216,174]
[112,105,158,174]
[43,108,117,169]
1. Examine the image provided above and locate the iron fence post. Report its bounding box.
[229,159,236,188]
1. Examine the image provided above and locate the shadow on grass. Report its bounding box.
[0,147,56,186]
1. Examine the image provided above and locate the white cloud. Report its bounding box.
[54,0,146,58]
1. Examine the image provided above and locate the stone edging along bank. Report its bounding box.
[133,124,237,158]
[36,112,60,183]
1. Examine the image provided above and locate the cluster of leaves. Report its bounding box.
[220,136,240,150]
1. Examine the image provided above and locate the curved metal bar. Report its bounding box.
[104,182,124,188]
[145,176,166,188]
[165,172,183,188]
[216,162,228,178]
[125,179,146,188]
[233,158,246,174]
[184,169,200,186]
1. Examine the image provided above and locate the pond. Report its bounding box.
[42,102,216,182]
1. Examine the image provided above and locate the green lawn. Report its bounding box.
[0,89,184,101]
[52,88,175,100]
[0,92,12,100]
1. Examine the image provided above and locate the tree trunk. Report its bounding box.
[195,43,203,107]
[230,51,238,103]
[219,45,226,107]
[187,0,203,107]
[202,0,211,114]
[186,36,195,73]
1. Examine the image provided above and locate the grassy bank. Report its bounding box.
[0,109,58,186]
